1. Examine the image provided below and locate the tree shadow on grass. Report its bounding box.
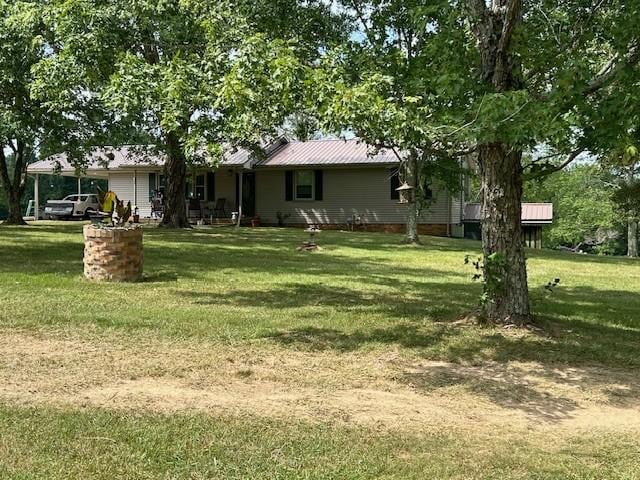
[0,240,83,275]
[263,285,640,369]
[399,336,640,423]
[143,225,481,255]
[260,285,640,424]
[264,324,459,351]
[0,224,473,292]
[141,271,179,283]
[403,362,582,423]
[2,224,639,370]
[176,277,478,322]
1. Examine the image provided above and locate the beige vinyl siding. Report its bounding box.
[450,191,463,224]
[108,171,154,218]
[255,167,453,225]
[214,170,237,212]
[108,172,134,209]
[135,172,152,217]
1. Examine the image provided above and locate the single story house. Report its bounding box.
[28,138,465,236]
[27,137,552,245]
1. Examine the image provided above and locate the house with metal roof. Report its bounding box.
[28,137,551,244]
[28,137,465,236]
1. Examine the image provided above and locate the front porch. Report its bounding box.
[143,167,257,225]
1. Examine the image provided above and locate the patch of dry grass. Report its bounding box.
[1,329,639,438]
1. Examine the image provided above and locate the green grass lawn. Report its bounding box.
[0,222,639,479]
[1,222,638,366]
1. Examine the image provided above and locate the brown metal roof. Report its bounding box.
[255,138,398,167]
[464,203,553,225]
[28,138,400,176]
[28,145,251,175]
[29,146,165,172]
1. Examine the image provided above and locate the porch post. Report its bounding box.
[77,176,81,195]
[34,174,39,220]
[133,170,138,205]
[237,169,243,228]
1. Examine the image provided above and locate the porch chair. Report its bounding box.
[187,197,203,222]
[150,198,164,220]
[213,198,229,218]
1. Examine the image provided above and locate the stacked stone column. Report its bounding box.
[83,225,143,281]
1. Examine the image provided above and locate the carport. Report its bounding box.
[27,158,109,220]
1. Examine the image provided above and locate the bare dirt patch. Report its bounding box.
[1,330,639,434]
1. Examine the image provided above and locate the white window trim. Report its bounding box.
[294,170,315,201]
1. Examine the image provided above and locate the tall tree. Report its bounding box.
[0,0,128,226]
[583,63,640,257]
[607,145,640,257]
[0,1,50,224]
[312,1,468,244]
[524,164,620,252]
[461,0,638,322]
[324,0,640,323]
[41,0,346,228]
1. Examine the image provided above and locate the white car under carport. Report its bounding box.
[44,194,100,220]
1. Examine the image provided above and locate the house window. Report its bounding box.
[195,174,205,200]
[422,180,433,201]
[390,168,400,200]
[295,170,314,200]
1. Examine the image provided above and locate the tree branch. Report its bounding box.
[7,139,18,155]
[346,0,375,47]
[497,0,522,55]
[584,41,640,96]
[523,148,584,180]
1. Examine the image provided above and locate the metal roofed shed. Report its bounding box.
[463,202,553,249]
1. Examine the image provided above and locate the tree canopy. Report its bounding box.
[311,0,640,322]
[525,164,621,253]
[35,0,347,226]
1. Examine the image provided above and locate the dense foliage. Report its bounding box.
[302,0,640,322]
[35,0,347,227]
[525,165,623,254]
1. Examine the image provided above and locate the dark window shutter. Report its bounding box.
[235,173,239,209]
[390,168,400,200]
[285,170,293,201]
[207,171,215,201]
[314,170,323,201]
[148,173,156,200]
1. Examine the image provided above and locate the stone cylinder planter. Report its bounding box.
[83,224,143,282]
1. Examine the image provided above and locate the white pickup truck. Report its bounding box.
[44,194,101,220]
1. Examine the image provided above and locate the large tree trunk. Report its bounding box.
[466,0,530,324]
[478,143,530,324]
[0,144,27,226]
[626,167,638,258]
[628,218,639,258]
[405,202,419,244]
[161,132,190,228]
[404,155,420,244]
[5,188,26,225]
